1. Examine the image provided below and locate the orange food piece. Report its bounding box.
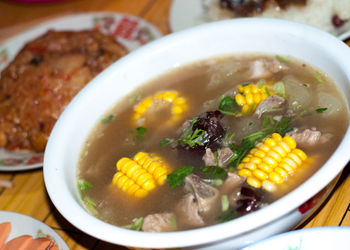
[0,222,11,247]
[0,235,32,250]
[28,237,57,250]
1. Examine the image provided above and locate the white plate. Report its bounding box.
[243,227,350,250]
[0,211,69,249]
[0,12,162,172]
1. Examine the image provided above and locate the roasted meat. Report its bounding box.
[0,29,127,152]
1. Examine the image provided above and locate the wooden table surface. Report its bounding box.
[0,0,349,249]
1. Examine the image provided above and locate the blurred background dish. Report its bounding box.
[170,0,350,38]
[0,12,162,171]
[0,210,69,249]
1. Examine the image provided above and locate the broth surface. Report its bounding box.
[77,54,349,231]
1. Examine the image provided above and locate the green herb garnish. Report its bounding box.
[101,114,115,124]
[314,73,324,84]
[167,166,194,188]
[315,107,328,113]
[200,165,228,180]
[221,195,229,212]
[275,54,289,62]
[122,217,144,231]
[228,118,292,169]
[216,209,237,222]
[218,96,240,116]
[83,196,98,216]
[129,93,142,103]
[78,179,92,195]
[134,126,147,141]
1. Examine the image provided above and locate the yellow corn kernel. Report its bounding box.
[274,167,288,178]
[264,138,277,147]
[283,136,296,149]
[269,172,283,184]
[245,162,257,170]
[256,142,270,152]
[253,169,269,181]
[238,169,252,177]
[258,163,274,173]
[235,94,246,106]
[242,104,251,114]
[133,91,187,126]
[292,148,307,161]
[235,83,275,114]
[251,85,260,94]
[247,176,261,188]
[113,152,170,197]
[236,133,307,192]
[253,93,261,103]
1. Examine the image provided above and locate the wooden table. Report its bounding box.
[0,0,349,249]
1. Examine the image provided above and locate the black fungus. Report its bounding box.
[177,110,225,154]
[236,187,263,214]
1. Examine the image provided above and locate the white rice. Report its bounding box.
[201,0,350,37]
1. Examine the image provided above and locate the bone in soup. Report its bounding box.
[77,53,349,232]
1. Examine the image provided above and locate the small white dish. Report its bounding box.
[0,210,69,249]
[243,227,350,250]
[0,12,162,171]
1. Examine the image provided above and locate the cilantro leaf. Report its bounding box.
[167,166,194,188]
[315,107,327,113]
[219,96,240,116]
[134,127,147,142]
[101,114,115,124]
[216,209,237,222]
[200,166,228,180]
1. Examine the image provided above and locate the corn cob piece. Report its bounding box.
[237,133,307,192]
[132,91,187,126]
[235,82,275,114]
[112,152,170,198]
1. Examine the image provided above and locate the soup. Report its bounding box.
[77,54,349,232]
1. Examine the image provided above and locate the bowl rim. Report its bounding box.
[44,17,350,248]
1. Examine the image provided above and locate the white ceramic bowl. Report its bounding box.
[43,18,350,250]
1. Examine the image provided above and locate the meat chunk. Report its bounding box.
[202,147,233,167]
[175,193,205,227]
[250,58,288,80]
[0,30,127,152]
[289,128,332,148]
[221,172,246,194]
[184,174,220,214]
[142,212,176,232]
[255,94,286,118]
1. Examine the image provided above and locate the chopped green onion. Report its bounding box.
[101,114,115,124]
[78,179,92,194]
[122,217,144,231]
[134,127,147,141]
[83,196,98,216]
[314,73,324,84]
[216,209,237,222]
[315,107,328,113]
[172,216,177,230]
[221,195,229,212]
[129,93,142,103]
[275,54,289,62]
